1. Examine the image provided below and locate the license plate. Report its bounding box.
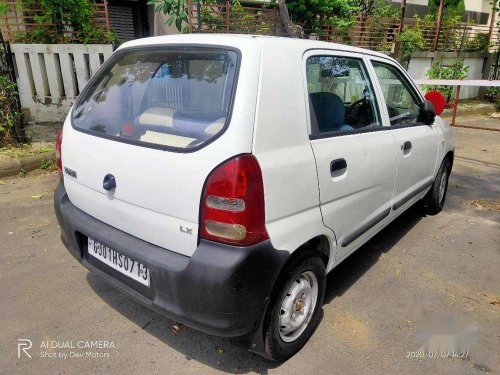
[87,238,150,287]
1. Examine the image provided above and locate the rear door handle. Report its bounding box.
[401,141,412,152]
[330,158,347,177]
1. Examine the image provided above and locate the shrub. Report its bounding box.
[486,87,500,112]
[11,0,118,44]
[397,25,424,68]
[464,33,490,52]
[424,59,469,101]
[0,74,23,145]
[0,44,26,146]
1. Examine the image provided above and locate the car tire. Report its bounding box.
[424,158,451,215]
[263,252,325,362]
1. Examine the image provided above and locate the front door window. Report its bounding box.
[306,56,381,135]
[372,61,423,127]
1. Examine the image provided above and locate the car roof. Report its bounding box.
[118,33,395,62]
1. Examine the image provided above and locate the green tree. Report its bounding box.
[424,58,469,101]
[427,0,465,21]
[148,0,190,33]
[149,0,363,37]
[0,45,25,145]
[397,25,424,68]
[285,0,360,35]
[14,0,118,43]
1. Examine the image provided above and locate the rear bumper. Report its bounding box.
[54,183,289,338]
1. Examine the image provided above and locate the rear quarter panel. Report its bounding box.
[252,41,334,262]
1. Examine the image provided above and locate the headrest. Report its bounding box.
[309,92,346,133]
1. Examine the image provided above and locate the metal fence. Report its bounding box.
[187,0,282,35]
[312,16,400,52]
[407,19,499,52]
[0,0,110,43]
[187,2,499,54]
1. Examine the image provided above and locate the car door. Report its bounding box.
[368,57,440,214]
[304,51,397,262]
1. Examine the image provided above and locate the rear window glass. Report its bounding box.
[72,47,238,150]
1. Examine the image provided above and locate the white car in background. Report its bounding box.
[54,34,454,361]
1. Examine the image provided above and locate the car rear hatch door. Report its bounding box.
[61,42,259,257]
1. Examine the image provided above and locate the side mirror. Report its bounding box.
[424,91,446,115]
[418,100,436,125]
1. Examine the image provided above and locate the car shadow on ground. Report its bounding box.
[323,203,425,304]
[86,203,430,374]
[323,163,499,305]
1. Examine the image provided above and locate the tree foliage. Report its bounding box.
[0,46,25,145]
[428,0,465,20]
[424,59,469,101]
[397,25,424,68]
[10,0,118,44]
[285,0,360,32]
[148,0,190,33]
[426,0,465,23]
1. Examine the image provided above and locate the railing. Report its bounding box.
[186,2,499,53]
[0,1,110,43]
[187,0,282,35]
[311,17,400,52]
[405,19,499,52]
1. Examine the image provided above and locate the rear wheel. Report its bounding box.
[263,252,325,361]
[424,158,451,215]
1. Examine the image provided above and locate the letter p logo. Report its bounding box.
[17,339,32,358]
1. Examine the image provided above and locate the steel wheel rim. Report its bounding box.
[438,169,448,203]
[278,271,318,343]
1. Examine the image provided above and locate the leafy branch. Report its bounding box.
[148,0,190,33]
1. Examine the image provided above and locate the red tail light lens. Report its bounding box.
[56,128,63,181]
[201,154,268,246]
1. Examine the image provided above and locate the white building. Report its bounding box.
[391,0,494,25]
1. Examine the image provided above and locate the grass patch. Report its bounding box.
[40,158,57,170]
[0,144,53,159]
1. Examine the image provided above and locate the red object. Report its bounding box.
[56,128,63,181]
[200,154,268,246]
[122,123,136,136]
[425,91,447,115]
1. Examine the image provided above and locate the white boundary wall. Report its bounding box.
[10,44,113,122]
[8,44,490,121]
[407,53,487,99]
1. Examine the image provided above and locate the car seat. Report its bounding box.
[309,92,353,133]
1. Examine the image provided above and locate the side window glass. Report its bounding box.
[372,61,422,126]
[306,56,381,135]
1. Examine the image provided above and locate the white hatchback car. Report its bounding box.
[54,34,454,361]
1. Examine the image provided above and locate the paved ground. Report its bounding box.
[24,121,60,144]
[0,119,499,375]
[443,111,500,131]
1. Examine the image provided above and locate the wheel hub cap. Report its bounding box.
[278,271,318,343]
[438,170,447,203]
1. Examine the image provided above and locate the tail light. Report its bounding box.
[56,128,63,181]
[200,154,268,246]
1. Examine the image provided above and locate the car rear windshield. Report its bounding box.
[72,47,239,150]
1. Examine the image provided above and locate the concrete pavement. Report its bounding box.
[0,123,498,374]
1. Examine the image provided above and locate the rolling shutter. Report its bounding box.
[108,5,136,41]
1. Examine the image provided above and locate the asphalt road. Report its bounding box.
[0,121,499,375]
